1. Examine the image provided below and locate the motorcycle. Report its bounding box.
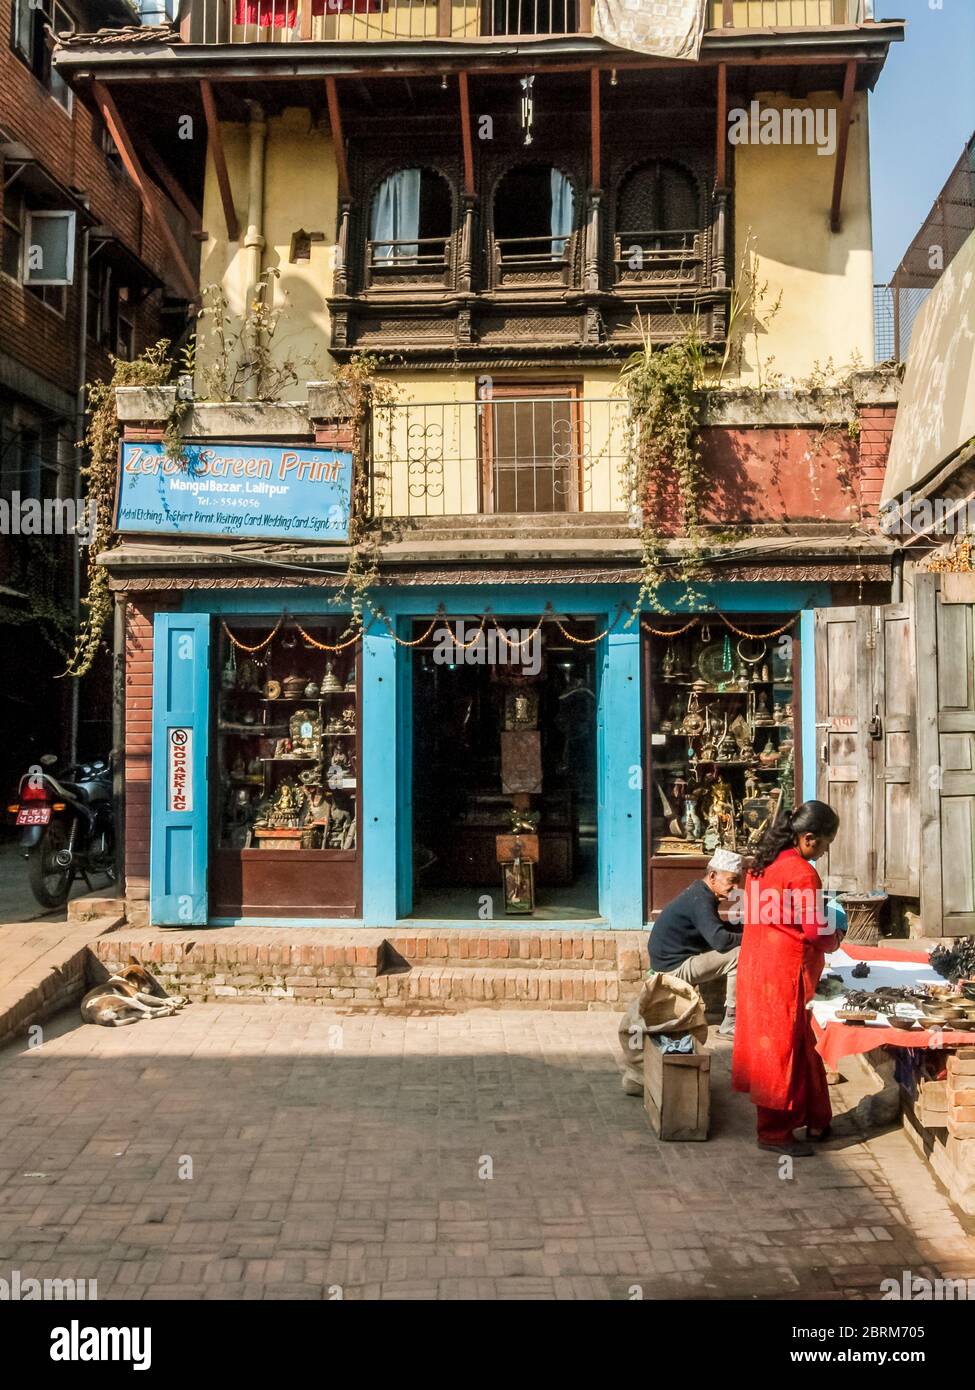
[7,754,116,909]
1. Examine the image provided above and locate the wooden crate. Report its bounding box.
[644,1036,711,1141]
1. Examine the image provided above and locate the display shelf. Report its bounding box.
[216,627,359,857]
[646,617,798,868]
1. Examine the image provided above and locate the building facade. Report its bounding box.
[0,0,193,793]
[55,1,904,929]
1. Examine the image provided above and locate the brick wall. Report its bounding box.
[123,594,180,901]
[0,0,174,400]
[857,405,898,527]
[314,423,355,449]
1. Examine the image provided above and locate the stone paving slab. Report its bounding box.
[0,1003,972,1300]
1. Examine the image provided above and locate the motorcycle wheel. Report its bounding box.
[28,821,74,909]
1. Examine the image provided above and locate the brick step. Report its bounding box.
[385,931,648,977]
[377,965,643,1011]
[84,928,649,1013]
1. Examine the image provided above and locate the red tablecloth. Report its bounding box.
[811,942,973,1068]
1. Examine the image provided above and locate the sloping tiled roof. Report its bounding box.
[56,25,180,49]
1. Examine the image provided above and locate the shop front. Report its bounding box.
[144,584,646,928]
[141,581,824,930]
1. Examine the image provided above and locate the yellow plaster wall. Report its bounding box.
[196,110,337,395]
[730,90,875,385]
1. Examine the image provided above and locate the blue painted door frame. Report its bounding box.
[168,581,829,928]
[150,612,210,925]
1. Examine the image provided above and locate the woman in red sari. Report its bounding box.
[732,800,841,1157]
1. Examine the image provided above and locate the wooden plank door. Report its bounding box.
[872,603,919,896]
[815,607,875,891]
[917,572,975,935]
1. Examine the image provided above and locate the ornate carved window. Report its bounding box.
[364,166,454,290]
[490,164,578,290]
[614,159,706,287]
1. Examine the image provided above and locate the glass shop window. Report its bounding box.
[216,619,359,854]
[647,618,798,861]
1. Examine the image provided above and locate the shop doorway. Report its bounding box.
[410,617,599,921]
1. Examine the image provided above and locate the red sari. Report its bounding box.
[732,847,839,1144]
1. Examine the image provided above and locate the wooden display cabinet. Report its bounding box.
[642,616,802,917]
[210,619,362,919]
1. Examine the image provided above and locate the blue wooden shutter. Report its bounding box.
[150,612,210,925]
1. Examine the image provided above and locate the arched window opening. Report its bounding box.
[494,165,575,265]
[368,168,452,274]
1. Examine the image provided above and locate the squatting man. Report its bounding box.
[620,848,742,1094]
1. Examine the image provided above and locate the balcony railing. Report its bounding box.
[370,395,631,518]
[179,0,872,45]
[364,235,451,288]
[709,0,870,23]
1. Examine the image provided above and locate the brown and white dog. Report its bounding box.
[80,957,188,1027]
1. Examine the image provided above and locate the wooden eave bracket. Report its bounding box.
[830,60,857,234]
[200,79,240,242]
[458,71,475,197]
[90,79,199,306]
[715,61,728,192]
[325,76,350,201]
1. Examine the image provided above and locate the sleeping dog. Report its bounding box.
[80,957,188,1027]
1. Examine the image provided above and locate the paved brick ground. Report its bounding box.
[1,1004,973,1301]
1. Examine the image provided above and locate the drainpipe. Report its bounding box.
[243,102,267,397]
[69,212,92,767]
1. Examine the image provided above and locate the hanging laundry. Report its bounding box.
[234,0,298,26]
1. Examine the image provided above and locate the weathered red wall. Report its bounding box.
[645,416,895,532]
[697,425,861,525]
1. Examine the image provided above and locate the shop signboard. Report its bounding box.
[116,441,352,542]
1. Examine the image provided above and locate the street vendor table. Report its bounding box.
[811,943,974,1071]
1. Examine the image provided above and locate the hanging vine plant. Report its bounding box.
[64,340,181,679]
[327,352,396,636]
[619,316,709,614]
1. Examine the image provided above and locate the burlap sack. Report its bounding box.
[618,971,709,1091]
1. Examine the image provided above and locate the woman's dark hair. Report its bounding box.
[749,799,839,876]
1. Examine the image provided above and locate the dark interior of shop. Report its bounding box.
[410,617,599,921]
